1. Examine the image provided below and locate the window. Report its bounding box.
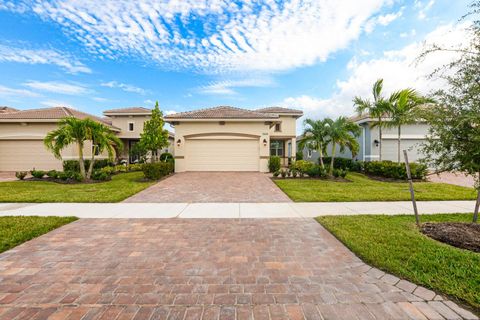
[307,149,312,158]
[92,144,100,156]
[128,122,134,131]
[274,123,281,132]
[270,140,284,156]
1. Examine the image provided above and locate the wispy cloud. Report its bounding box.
[23,81,90,95]
[198,78,275,95]
[365,8,403,33]
[2,0,390,73]
[101,81,147,95]
[0,44,91,74]
[40,100,73,107]
[415,0,435,20]
[0,84,40,97]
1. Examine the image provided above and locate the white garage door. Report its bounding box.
[185,139,259,171]
[382,139,425,162]
[0,140,62,171]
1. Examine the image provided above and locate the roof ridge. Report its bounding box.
[62,106,74,117]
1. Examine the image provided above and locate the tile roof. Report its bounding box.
[164,106,279,120]
[255,106,303,115]
[103,107,151,114]
[0,106,19,113]
[0,107,119,129]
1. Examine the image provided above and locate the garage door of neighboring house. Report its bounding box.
[0,140,62,171]
[382,139,424,162]
[185,138,259,171]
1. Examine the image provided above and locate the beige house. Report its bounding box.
[0,106,174,171]
[165,106,303,172]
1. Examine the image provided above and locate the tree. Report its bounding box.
[298,119,330,169]
[353,79,390,161]
[419,1,480,222]
[44,117,122,180]
[139,101,169,163]
[325,117,361,175]
[385,89,433,163]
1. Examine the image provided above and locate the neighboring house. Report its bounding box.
[0,106,174,171]
[165,106,303,172]
[298,114,429,163]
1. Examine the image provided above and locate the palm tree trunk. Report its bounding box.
[397,125,401,163]
[87,144,96,180]
[77,142,86,180]
[318,144,324,169]
[474,172,480,223]
[330,142,336,175]
[378,118,383,161]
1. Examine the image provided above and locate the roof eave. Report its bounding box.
[164,117,278,122]
[103,112,152,116]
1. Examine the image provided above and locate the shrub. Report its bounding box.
[114,164,128,173]
[339,169,348,178]
[273,170,280,178]
[57,171,69,181]
[159,152,174,163]
[292,160,314,174]
[291,169,299,178]
[332,169,340,178]
[364,161,427,180]
[268,156,281,173]
[296,151,303,161]
[127,163,143,172]
[280,169,287,178]
[30,170,45,179]
[306,165,327,178]
[322,157,363,172]
[142,162,174,180]
[15,171,27,180]
[91,170,111,181]
[100,166,115,175]
[47,170,58,179]
[63,159,114,172]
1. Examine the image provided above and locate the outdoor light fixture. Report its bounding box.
[374,139,379,147]
[177,139,181,147]
[263,139,267,146]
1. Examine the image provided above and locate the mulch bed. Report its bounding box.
[421,222,480,253]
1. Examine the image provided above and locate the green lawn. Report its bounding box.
[317,214,480,309]
[0,216,77,253]
[0,172,155,203]
[274,172,477,202]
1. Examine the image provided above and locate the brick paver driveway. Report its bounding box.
[124,172,291,203]
[0,219,476,320]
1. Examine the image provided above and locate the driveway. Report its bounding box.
[0,219,475,319]
[124,172,292,203]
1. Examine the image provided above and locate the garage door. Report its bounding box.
[185,139,259,171]
[382,139,424,162]
[0,140,62,171]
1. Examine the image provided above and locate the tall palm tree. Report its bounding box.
[44,117,123,180]
[86,120,123,179]
[298,119,330,169]
[325,117,361,174]
[386,89,433,163]
[353,79,390,161]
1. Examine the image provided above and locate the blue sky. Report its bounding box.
[0,0,471,123]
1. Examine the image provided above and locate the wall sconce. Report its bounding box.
[176,139,182,147]
[263,138,267,146]
[374,139,379,147]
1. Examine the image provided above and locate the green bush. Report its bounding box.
[100,166,115,175]
[273,170,280,178]
[114,164,128,173]
[292,160,314,174]
[280,169,287,178]
[322,157,363,172]
[296,151,303,161]
[142,162,174,180]
[62,159,114,172]
[306,165,327,178]
[364,161,427,180]
[91,170,111,181]
[127,163,143,172]
[268,156,281,173]
[30,170,45,179]
[15,171,27,180]
[159,152,174,163]
[46,170,58,179]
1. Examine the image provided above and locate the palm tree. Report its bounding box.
[298,119,330,169]
[386,89,433,163]
[353,79,390,161]
[325,117,361,174]
[44,117,123,180]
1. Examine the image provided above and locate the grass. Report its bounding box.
[0,172,155,203]
[274,172,477,202]
[0,216,77,253]
[317,214,480,309]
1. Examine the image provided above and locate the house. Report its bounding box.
[0,106,174,171]
[164,106,303,172]
[298,114,429,163]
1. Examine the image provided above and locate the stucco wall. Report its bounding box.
[107,115,151,138]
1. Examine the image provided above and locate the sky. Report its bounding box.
[0,0,472,129]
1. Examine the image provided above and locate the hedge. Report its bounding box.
[142,162,174,180]
[63,159,114,172]
[364,161,427,180]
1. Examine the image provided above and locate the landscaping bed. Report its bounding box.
[422,222,480,253]
[0,216,77,253]
[317,213,480,309]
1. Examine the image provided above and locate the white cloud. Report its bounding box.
[92,97,109,102]
[198,78,274,95]
[365,8,403,33]
[0,44,91,73]
[2,0,391,73]
[415,0,435,20]
[101,81,147,95]
[23,81,90,95]
[40,100,73,107]
[0,85,40,97]
[280,23,469,124]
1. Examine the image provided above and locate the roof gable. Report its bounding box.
[164,106,279,120]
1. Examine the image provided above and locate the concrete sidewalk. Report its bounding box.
[0,201,475,218]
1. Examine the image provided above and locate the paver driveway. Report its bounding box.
[0,219,476,320]
[124,172,291,203]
